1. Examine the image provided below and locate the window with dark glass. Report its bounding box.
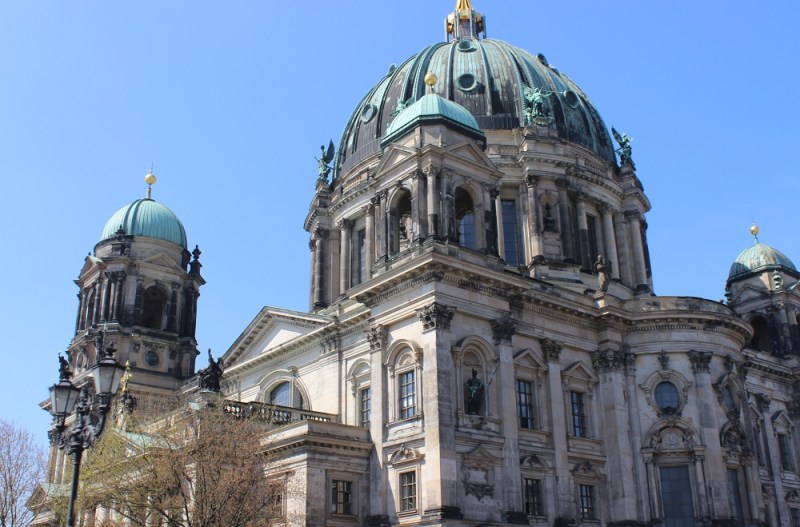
[578,484,596,520]
[654,382,680,413]
[571,391,587,438]
[142,286,167,329]
[501,199,521,266]
[587,214,599,263]
[399,371,416,419]
[360,387,371,428]
[517,380,534,429]
[269,382,303,409]
[778,433,795,471]
[331,480,353,515]
[455,188,475,249]
[524,478,543,516]
[399,471,417,512]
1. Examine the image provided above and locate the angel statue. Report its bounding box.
[523,85,553,127]
[316,140,335,183]
[612,127,633,166]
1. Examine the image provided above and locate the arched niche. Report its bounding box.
[142,285,167,330]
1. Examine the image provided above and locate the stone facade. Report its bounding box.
[40,3,800,527]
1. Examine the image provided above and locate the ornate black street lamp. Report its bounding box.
[48,332,124,527]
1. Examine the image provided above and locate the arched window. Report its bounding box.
[749,316,772,353]
[390,189,412,255]
[269,382,304,408]
[455,187,475,249]
[142,287,167,330]
[654,382,680,415]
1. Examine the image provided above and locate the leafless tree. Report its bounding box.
[78,400,287,527]
[0,419,46,527]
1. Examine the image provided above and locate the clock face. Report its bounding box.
[145,350,160,367]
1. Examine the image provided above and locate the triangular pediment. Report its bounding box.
[444,140,498,172]
[562,361,599,384]
[140,252,183,272]
[78,255,105,278]
[514,348,547,370]
[374,144,418,176]
[223,307,332,367]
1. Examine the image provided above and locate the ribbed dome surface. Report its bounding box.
[100,198,187,249]
[728,243,797,280]
[336,38,615,178]
[383,93,483,144]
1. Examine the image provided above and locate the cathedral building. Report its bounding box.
[42,2,800,526]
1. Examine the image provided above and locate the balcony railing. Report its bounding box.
[222,400,337,426]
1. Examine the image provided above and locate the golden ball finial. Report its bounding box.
[750,224,760,237]
[145,169,157,186]
[424,73,438,87]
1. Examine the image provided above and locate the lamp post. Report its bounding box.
[48,331,124,527]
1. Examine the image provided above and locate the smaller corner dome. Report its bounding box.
[383,93,483,145]
[728,243,797,280]
[100,198,188,249]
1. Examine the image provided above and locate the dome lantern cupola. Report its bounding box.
[445,0,486,41]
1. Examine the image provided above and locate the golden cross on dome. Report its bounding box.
[456,0,473,9]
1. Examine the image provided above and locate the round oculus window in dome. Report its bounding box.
[361,104,377,123]
[457,73,479,93]
[537,53,549,66]
[457,40,476,52]
[563,90,580,109]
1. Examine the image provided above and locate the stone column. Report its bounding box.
[112,272,126,322]
[442,171,454,242]
[78,290,88,331]
[542,338,572,516]
[759,397,789,526]
[614,211,634,287]
[426,168,439,240]
[692,454,710,519]
[74,291,83,333]
[492,315,524,518]
[416,303,459,519]
[411,171,426,242]
[644,455,659,519]
[308,238,315,308]
[91,279,103,325]
[363,203,375,273]
[625,210,649,293]
[688,351,723,518]
[599,203,620,280]
[338,220,352,293]
[374,192,387,262]
[366,325,388,518]
[493,188,505,260]
[313,228,328,308]
[556,179,574,262]
[101,272,112,322]
[592,347,638,522]
[526,175,543,261]
[574,194,591,270]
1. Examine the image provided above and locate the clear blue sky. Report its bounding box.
[1,1,798,444]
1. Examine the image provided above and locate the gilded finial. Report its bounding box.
[456,0,473,9]
[750,223,760,244]
[424,72,438,94]
[145,167,157,199]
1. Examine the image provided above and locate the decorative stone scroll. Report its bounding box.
[688,350,712,373]
[365,325,387,351]
[491,314,516,345]
[417,302,455,331]
[540,338,562,362]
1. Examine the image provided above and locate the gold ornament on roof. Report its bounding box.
[145,168,156,199]
[750,224,760,244]
[424,73,438,87]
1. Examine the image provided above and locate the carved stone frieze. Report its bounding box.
[491,314,516,345]
[365,325,388,351]
[417,302,455,331]
[540,338,562,362]
[592,348,633,374]
[320,335,339,355]
[688,350,712,373]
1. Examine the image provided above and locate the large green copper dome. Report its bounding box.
[100,198,187,249]
[728,243,797,280]
[335,37,615,178]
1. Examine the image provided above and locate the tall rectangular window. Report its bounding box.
[501,200,521,266]
[571,391,587,438]
[351,228,366,285]
[517,380,534,429]
[778,433,795,471]
[399,471,417,512]
[399,371,416,419]
[523,478,543,516]
[578,484,596,520]
[331,480,353,515]
[587,214,599,262]
[359,387,371,428]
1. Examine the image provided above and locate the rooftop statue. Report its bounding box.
[198,349,224,392]
[316,140,335,183]
[522,85,554,127]
[612,127,634,166]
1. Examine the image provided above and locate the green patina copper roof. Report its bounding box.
[728,243,797,280]
[382,93,483,145]
[100,198,187,249]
